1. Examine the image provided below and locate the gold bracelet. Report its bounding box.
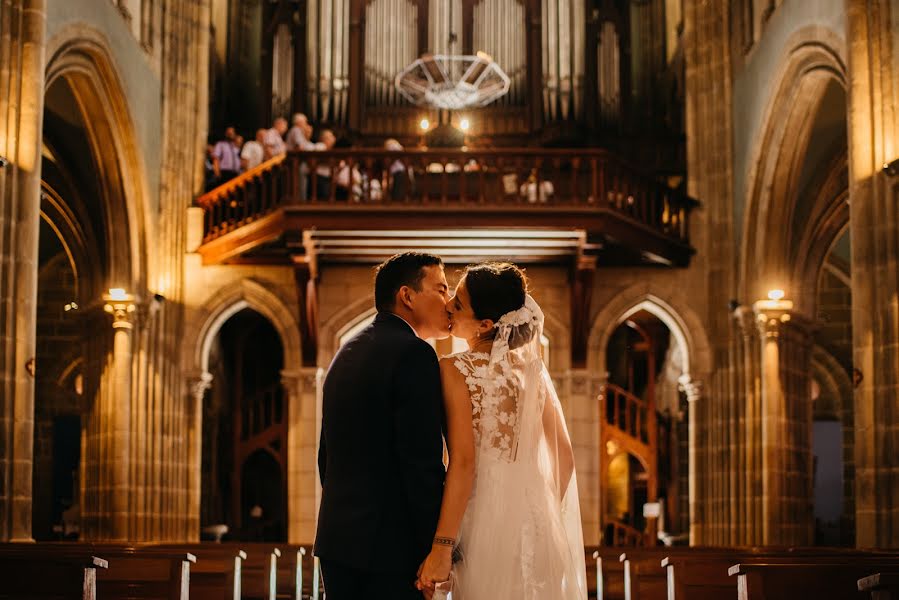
[433,536,455,547]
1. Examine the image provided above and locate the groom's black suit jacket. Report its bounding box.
[314,312,446,574]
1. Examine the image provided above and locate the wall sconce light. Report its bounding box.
[883,158,899,177]
[0,156,8,168]
[419,118,430,131]
[459,117,470,132]
[767,289,785,301]
[63,301,79,312]
[106,288,129,302]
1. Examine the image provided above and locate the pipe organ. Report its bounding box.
[542,0,585,122]
[364,0,420,107]
[210,0,684,160]
[306,0,351,125]
[472,0,527,106]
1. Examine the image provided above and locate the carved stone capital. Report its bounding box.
[103,293,138,330]
[752,298,794,338]
[188,372,213,401]
[678,374,702,403]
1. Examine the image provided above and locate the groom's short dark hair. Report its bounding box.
[375,252,443,312]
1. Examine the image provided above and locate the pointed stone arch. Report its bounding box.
[44,25,151,294]
[739,26,848,309]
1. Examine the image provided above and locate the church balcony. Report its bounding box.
[195,148,697,268]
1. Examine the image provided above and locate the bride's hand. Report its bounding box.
[416,545,453,591]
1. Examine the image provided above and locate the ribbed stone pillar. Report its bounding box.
[682,0,735,546]
[0,0,46,542]
[846,0,899,549]
[678,376,703,545]
[567,369,602,546]
[753,298,814,545]
[186,372,213,541]
[284,368,320,544]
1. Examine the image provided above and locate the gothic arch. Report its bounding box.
[44,25,151,294]
[740,26,847,309]
[318,294,377,367]
[189,278,303,376]
[586,283,712,384]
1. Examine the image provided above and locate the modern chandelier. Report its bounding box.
[395,51,511,110]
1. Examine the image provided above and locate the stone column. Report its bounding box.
[753,297,814,545]
[186,372,213,541]
[284,367,321,544]
[568,369,603,545]
[0,0,46,542]
[683,0,735,546]
[846,0,899,549]
[678,376,703,545]
[103,291,137,539]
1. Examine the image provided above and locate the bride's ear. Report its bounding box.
[477,318,495,335]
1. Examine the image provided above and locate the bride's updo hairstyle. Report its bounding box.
[463,262,532,345]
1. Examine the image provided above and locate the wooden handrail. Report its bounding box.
[601,383,651,444]
[196,148,698,247]
[604,519,646,547]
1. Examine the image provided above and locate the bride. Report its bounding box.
[417,262,588,599]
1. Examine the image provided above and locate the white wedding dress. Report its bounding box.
[449,296,588,600]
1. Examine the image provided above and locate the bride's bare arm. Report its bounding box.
[417,358,476,588]
[543,385,576,498]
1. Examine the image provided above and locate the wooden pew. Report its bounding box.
[0,554,107,600]
[150,543,247,600]
[730,561,899,600]
[859,573,899,600]
[664,550,899,600]
[0,544,194,600]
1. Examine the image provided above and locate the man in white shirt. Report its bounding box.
[212,126,241,183]
[240,128,266,171]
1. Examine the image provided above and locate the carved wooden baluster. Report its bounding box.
[420,155,429,205]
[570,156,580,204]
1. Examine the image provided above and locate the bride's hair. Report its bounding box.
[463,262,528,323]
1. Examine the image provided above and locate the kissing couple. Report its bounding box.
[314,252,588,599]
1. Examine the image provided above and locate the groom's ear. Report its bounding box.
[397,285,415,311]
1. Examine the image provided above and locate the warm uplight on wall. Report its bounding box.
[459,118,470,132]
[767,289,785,301]
[419,118,430,131]
[107,288,129,301]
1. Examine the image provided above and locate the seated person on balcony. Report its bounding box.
[384,138,412,200]
[211,126,242,184]
[313,130,363,201]
[263,116,288,160]
[240,128,266,171]
[519,168,554,203]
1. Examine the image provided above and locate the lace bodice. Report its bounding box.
[452,350,522,461]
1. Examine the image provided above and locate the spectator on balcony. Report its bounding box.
[211,126,241,184]
[240,128,266,171]
[263,116,288,159]
[286,113,325,152]
[204,143,217,191]
[313,130,361,201]
[384,138,412,200]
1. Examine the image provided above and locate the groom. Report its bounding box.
[314,252,451,599]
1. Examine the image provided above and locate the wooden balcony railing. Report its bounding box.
[195,148,696,250]
[603,519,647,547]
[601,383,650,445]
